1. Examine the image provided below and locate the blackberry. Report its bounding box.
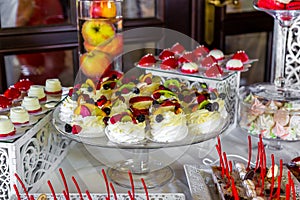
[111,74,117,79]
[155,114,164,123]
[87,86,93,92]
[137,114,145,123]
[204,103,213,111]
[64,124,72,133]
[86,98,95,104]
[103,84,110,90]
[103,117,110,125]
[132,87,140,94]
[102,107,111,115]
[212,102,219,111]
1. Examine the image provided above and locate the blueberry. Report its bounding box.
[155,114,164,123]
[86,98,95,104]
[71,93,79,101]
[137,114,145,123]
[212,102,219,111]
[103,117,110,125]
[204,103,213,111]
[132,87,140,94]
[115,91,121,96]
[210,92,217,100]
[178,93,184,101]
[64,124,72,133]
[87,86,93,92]
[102,107,111,115]
[133,79,139,84]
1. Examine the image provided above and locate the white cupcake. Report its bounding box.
[0,115,15,137]
[28,85,46,101]
[10,106,30,125]
[21,96,42,113]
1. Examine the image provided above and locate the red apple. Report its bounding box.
[80,51,112,78]
[90,1,117,18]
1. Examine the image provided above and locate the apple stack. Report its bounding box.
[78,0,123,78]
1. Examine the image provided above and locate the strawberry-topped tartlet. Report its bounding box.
[158,49,175,60]
[137,54,156,67]
[0,115,16,137]
[105,111,147,144]
[0,95,12,110]
[208,49,225,61]
[193,45,209,58]
[160,56,178,70]
[4,87,21,101]
[226,59,244,71]
[170,42,185,56]
[200,55,218,68]
[14,79,34,92]
[205,63,224,78]
[180,62,199,74]
[232,50,249,63]
[178,51,196,64]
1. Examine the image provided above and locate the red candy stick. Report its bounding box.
[128,170,135,200]
[13,184,21,200]
[101,169,110,200]
[30,195,35,200]
[223,152,230,180]
[231,177,239,200]
[141,178,149,200]
[229,161,233,173]
[286,183,290,200]
[72,176,83,200]
[255,141,261,171]
[14,173,29,200]
[216,145,225,177]
[276,159,283,198]
[47,180,57,200]
[288,171,296,200]
[128,191,134,200]
[86,190,92,200]
[110,182,117,200]
[247,135,252,170]
[269,154,275,199]
[63,190,69,200]
[59,168,69,200]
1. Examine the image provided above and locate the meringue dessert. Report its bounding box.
[0,115,16,137]
[9,106,30,125]
[28,85,46,101]
[21,96,42,113]
[45,79,62,95]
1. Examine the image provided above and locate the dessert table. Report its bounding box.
[32,127,300,199]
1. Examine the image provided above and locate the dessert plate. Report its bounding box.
[12,193,186,200]
[0,127,28,141]
[12,116,38,128]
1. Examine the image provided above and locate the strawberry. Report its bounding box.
[14,79,33,91]
[0,95,11,109]
[72,125,82,134]
[197,94,207,104]
[68,88,74,97]
[96,95,107,107]
[287,1,300,10]
[200,55,218,68]
[160,56,178,70]
[170,42,185,55]
[158,49,175,60]
[232,50,249,63]
[4,87,21,101]
[138,54,156,67]
[178,52,196,64]
[205,64,223,78]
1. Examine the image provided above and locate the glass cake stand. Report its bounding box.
[52,106,229,188]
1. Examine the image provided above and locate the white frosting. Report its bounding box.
[150,111,188,143]
[59,97,78,124]
[208,49,224,60]
[21,96,41,111]
[181,62,198,72]
[10,106,29,124]
[45,79,62,92]
[105,121,146,144]
[226,59,243,70]
[28,85,46,100]
[110,101,128,115]
[290,115,300,136]
[277,0,292,4]
[76,116,105,138]
[187,110,222,134]
[0,115,15,134]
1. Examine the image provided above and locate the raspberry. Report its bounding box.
[72,125,82,134]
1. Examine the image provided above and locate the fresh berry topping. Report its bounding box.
[178,93,184,101]
[132,87,140,94]
[115,91,122,96]
[110,114,123,124]
[257,0,284,10]
[232,50,249,63]
[87,86,94,92]
[155,114,164,123]
[97,95,107,107]
[159,49,175,60]
[86,98,95,104]
[193,45,209,58]
[64,124,72,133]
[121,88,130,94]
[152,92,161,100]
[183,95,193,103]
[14,79,34,91]
[210,92,218,100]
[170,43,185,55]
[138,54,156,67]
[103,117,110,125]
[4,87,21,101]
[102,107,111,115]
[136,114,146,123]
[144,77,152,85]
[71,93,79,101]
[158,85,166,90]
[212,102,219,111]
[68,88,74,97]
[197,94,207,104]
[0,95,11,109]
[201,55,218,68]
[122,77,130,84]
[72,125,82,134]
[178,52,196,64]
[169,85,179,93]
[204,103,213,111]
[160,57,178,70]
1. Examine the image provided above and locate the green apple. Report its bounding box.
[82,20,115,47]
